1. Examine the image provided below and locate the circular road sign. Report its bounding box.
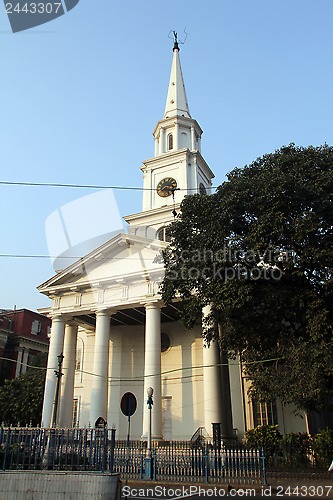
[120,392,137,417]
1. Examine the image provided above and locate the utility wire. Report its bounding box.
[0,254,164,260]
[0,180,219,192]
[0,355,284,382]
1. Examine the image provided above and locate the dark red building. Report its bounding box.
[0,309,50,382]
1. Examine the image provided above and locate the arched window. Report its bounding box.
[161,331,171,353]
[75,337,84,383]
[168,133,173,150]
[157,226,171,242]
[180,132,188,148]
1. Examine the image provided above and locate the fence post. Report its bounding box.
[3,428,11,471]
[109,428,116,472]
[101,427,106,473]
[140,454,143,479]
[261,446,268,485]
[153,449,157,481]
[205,446,209,482]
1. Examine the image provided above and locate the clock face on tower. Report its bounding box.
[157,177,177,197]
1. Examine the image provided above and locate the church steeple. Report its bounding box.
[164,34,191,120]
[152,34,203,157]
[125,37,214,235]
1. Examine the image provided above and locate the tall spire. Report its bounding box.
[164,32,191,119]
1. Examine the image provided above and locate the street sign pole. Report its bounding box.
[120,392,137,473]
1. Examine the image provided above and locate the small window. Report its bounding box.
[31,320,42,335]
[180,132,187,148]
[161,332,171,352]
[252,400,278,427]
[75,337,84,383]
[157,226,171,243]
[76,346,82,371]
[75,337,83,371]
[168,134,173,150]
[199,183,207,195]
[72,398,79,427]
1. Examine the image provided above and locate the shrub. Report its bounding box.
[312,428,333,469]
[280,433,312,469]
[244,425,282,448]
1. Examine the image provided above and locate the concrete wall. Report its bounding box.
[0,471,120,500]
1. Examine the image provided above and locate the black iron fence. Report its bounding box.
[0,427,330,483]
[0,427,116,472]
[0,428,262,482]
[113,440,262,483]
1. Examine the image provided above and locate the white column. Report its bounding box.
[22,349,29,375]
[202,305,223,437]
[89,310,111,426]
[15,348,24,378]
[41,315,66,427]
[159,128,165,155]
[174,122,179,150]
[191,125,195,151]
[154,137,159,156]
[142,302,162,440]
[218,324,234,440]
[59,323,78,427]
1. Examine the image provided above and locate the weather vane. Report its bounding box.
[168,29,188,50]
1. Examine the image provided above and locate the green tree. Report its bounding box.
[0,353,47,426]
[162,144,333,412]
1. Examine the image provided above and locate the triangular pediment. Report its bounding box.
[38,232,167,295]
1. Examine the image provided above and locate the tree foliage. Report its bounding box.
[162,144,333,412]
[0,353,47,426]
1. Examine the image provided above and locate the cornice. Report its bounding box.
[7,335,49,349]
[141,148,189,169]
[152,116,203,137]
[124,204,180,224]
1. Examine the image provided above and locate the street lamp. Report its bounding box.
[52,353,64,427]
[145,386,154,479]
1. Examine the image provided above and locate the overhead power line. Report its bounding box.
[0,254,166,260]
[0,180,145,190]
[0,180,219,191]
[0,355,285,382]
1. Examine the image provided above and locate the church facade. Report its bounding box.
[38,41,307,440]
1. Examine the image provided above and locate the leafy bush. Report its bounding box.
[244,425,282,469]
[244,426,333,471]
[312,428,333,469]
[244,424,282,448]
[280,432,312,469]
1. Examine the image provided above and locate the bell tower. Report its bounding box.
[125,34,214,239]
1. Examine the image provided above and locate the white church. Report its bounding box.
[38,39,307,441]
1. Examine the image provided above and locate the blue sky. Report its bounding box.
[1,0,332,312]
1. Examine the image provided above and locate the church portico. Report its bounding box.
[41,292,218,439]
